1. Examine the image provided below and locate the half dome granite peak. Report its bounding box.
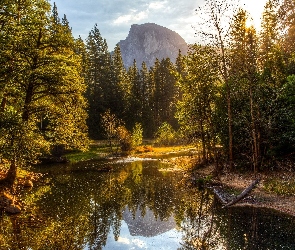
[118,23,188,68]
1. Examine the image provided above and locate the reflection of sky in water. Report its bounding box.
[103,220,182,250]
[15,160,295,250]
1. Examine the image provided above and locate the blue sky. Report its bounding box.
[51,0,267,51]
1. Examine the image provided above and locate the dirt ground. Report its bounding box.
[194,164,295,217]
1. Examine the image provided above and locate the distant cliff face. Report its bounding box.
[118,23,188,68]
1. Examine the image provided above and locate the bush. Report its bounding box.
[131,123,143,148]
[135,145,154,153]
[116,126,132,152]
[154,122,176,146]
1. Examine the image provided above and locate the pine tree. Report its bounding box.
[228,9,261,172]
[111,44,128,119]
[74,36,88,82]
[127,60,142,128]
[140,62,154,137]
[85,24,112,138]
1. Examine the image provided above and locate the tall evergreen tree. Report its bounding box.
[152,58,178,130]
[111,44,129,120]
[228,9,261,172]
[85,24,112,139]
[127,60,142,128]
[139,62,154,137]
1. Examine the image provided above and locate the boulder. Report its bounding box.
[5,204,21,214]
[23,179,33,188]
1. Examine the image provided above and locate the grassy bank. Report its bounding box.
[64,140,197,163]
[65,141,116,163]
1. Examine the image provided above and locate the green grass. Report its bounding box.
[264,178,295,196]
[65,142,119,163]
[65,140,197,163]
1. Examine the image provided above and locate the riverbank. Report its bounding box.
[191,164,295,217]
[1,144,295,218]
[65,144,295,217]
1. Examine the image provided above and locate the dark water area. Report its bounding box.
[1,158,295,249]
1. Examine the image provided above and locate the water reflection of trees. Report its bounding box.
[177,188,225,250]
[1,160,295,249]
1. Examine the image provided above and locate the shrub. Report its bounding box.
[131,123,143,148]
[154,122,176,146]
[116,125,132,152]
[135,145,154,153]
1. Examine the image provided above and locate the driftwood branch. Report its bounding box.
[212,187,230,204]
[212,179,260,208]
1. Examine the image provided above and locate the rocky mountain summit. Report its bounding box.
[118,23,188,68]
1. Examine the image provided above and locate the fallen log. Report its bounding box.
[211,187,231,205]
[223,179,260,208]
[211,178,260,207]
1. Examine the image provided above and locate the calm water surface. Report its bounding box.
[1,158,295,249]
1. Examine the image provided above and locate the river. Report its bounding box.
[1,158,295,249]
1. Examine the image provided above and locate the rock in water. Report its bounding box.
[118,23,188,68]
[5,204,21,214]
[24,179,33,188]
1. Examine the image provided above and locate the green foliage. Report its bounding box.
[176,44,219,161]
[155,122,176,146]
[131,123,143,148]
[264,177,295,196]
[65,143,112,163]
[0,0,89,183]
[270,75,295,155]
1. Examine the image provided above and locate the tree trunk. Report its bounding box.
[215,12,233,171]
[200,119,207,162]
[250,87,258,174]
[22,82,34,121]
[22,29,42,122]
[212,179,260,207]
[226,87,234,171]
[0,96,7,113]
[223,179,260,208]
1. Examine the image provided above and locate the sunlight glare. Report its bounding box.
[240,0,268,30]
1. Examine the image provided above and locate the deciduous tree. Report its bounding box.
[0,0,88,185]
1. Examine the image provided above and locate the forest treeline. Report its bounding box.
[1,0,295,184]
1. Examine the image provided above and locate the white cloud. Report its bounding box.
[113,10,148,25]
[117,237,130,244]
[131,239,146,248]
[116,237,145,248]
[148,1,167,10]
